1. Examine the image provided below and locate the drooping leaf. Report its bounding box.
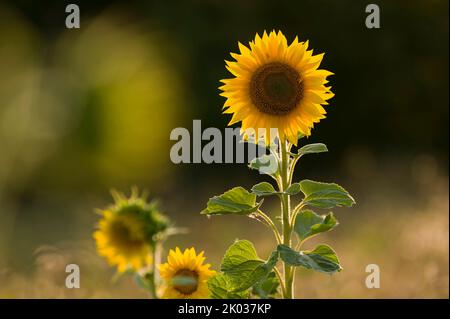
[221,240,279,292]
[294,210,338,241]
[201,187,261,215]
[299,180,355,209]
[248,154,279,176]
[278,244,342,274]
[208,273,250,299]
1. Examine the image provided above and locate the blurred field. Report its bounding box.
[0,1,448,298]
[0,154,447,298]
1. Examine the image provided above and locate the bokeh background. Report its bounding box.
[0,0,448,298]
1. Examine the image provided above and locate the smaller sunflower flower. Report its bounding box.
[159,247,216,299]
[93,188,169,273]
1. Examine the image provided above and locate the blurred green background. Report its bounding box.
[0,0,448,298]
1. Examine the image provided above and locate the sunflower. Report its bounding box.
[93,188,169,273]
[219,30,334,145]
[159,247,216,299]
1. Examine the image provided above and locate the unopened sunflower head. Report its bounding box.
[159,247,216,299]
[219,30,334,145]
[93,188,170,273]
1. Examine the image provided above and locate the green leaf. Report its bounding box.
[248,154,278,175]
[208,274,250,299]
[201,187,261,215]
[296,143,328,157]
[221,240,259,270]
[252,271,280,298]
[278,244,342,274]
[221,240,279,292]
[285,183,302,195]
[251,182,278,197]
[230,251,278,292]
[134,273,154,291]
[299,180,356,209]
[294,210,338,241]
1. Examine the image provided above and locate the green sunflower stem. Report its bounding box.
[279,140,295,299]
[147,242,161,299]
[148,269,158,299]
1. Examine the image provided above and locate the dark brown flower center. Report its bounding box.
[172,269,199,295]
[109,220,144,251]
[250,62,303,115]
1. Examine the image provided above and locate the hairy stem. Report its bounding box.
[279,140,294,299]
[148,269,158,299]
[257,209,282,244]
[290,202,305,227]
[273,266,287,297]
[148,242,161,299]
